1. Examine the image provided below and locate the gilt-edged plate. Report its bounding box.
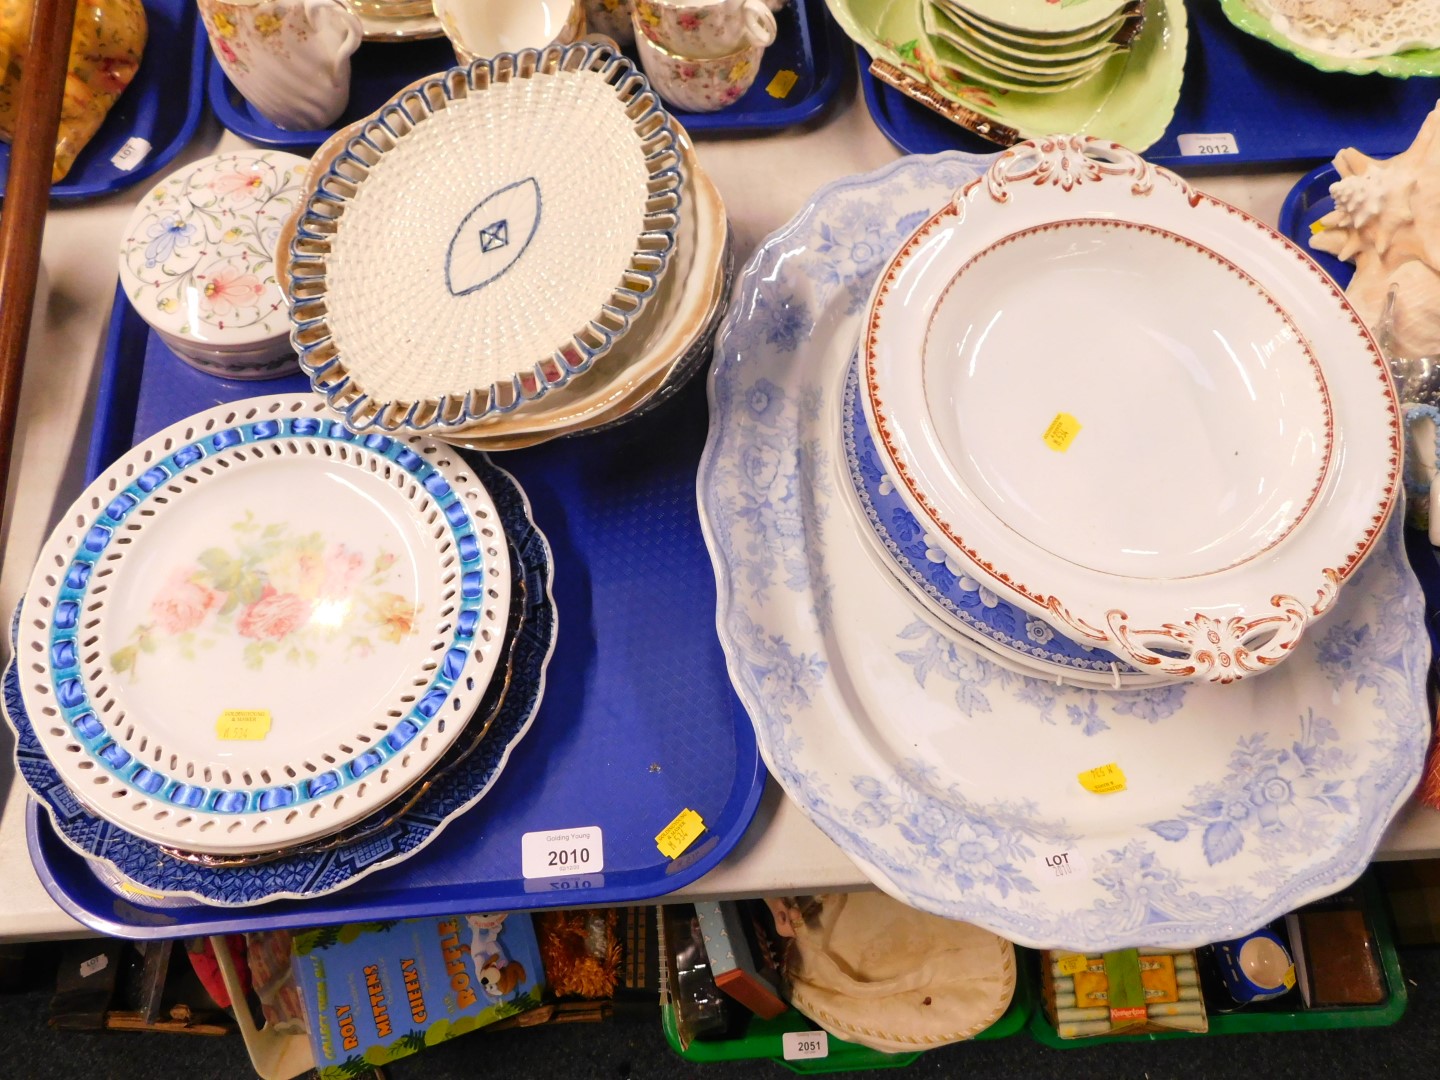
[285,41,683,433]
[824,0,1185,151]
[7,456,556,907]
[16,396,511,856]
[698,151,1430,951]
[862,136,1401,685]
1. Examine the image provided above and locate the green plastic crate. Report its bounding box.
[1027,872,1407,1048]
[661,942,1034,1073]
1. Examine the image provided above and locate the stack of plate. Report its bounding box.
[280,41,732,452]
[922,0,1143,97]
[5,396,557,906]
[699,141,1430,953]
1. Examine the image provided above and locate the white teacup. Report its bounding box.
[433,0,586,63]
[634,0,776,58]
[199,0,362,131]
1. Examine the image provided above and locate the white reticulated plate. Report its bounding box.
[862,136,1401,684]
[18,396,511,856]
[698,152,1430,951]
[286,42,683,433]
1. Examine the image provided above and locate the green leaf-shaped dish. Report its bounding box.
[1217,0,1440,77]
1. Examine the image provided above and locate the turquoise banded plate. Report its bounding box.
[17,395,511,856]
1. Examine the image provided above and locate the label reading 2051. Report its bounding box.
[521,826,605,880]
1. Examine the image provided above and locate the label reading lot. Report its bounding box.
[783,1031,829,1061]
[1043,412,1083,452]
[1032,847,1090,891]
[216,709,271,741]
[521,826,604,879]
[1177,132,1239,157]
[111,137,152,171]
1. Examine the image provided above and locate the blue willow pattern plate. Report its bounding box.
[6,457,555,907]
[839,356,1152,684]
[698,152,1431,951]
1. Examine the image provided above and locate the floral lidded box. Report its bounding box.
[118,151,310,380]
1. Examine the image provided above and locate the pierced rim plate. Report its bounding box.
[8,456,557,907]
[18,395,511,855]
[862,136,1401,684]
[285,42,684,433]
[698,152,1430,950]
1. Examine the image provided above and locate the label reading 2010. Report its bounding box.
[521,826,605,879]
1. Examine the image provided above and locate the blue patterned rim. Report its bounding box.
[35,417,488,818]
[10,456,557,906]
[286,41,685,433]
[840,357,1139,677]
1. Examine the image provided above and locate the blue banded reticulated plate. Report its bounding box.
[697,151,1431,951]
[17,396,511,856]
[7,456,556,907]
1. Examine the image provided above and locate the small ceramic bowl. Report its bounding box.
[118,151,308,380]
[632,20,764,111]
[434,0,585,62]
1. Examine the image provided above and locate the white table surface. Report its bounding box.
[1,76,1436,941]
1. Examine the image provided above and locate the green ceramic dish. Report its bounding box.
[927,2,1119,72]
[1217,0,1440,77]
[934,0,1135,47]
[826,0,1186,151]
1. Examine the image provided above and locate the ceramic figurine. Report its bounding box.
[199,0,362,131]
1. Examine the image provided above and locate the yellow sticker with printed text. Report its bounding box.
[1043,413,1082,452]
[216,709,271,741]
[1078,762,1126,794]
[1057,953,1090,976]
[656,808,706,859]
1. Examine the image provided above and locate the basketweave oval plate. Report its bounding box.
[861,135,1401,684]
[6,455,558,906]
[285,41,684,433]
[17,395,511,855]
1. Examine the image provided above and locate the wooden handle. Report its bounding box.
[0,0,79,536]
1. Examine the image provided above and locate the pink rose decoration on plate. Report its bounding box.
[149,570,221,634]
[238,587,312,640]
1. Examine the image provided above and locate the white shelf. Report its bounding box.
[0,87,1432,942]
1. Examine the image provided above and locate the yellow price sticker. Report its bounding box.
[1309,221,1326,235]
[767,69,800,98]
[1077,762,1127,794]
[216,709,272,741]
[1056,953,1090,976]
[1283,965,1296,990]
[655,807,706,859]
[1042,412,1082,452]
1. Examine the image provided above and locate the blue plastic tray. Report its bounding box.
[858,0,1440,166]
[208,0,848,149]
[24,286,765,939]
[1278,165,1440,671]
[0,0,205,202]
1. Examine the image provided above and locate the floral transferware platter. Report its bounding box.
[862,137,1401,685]
[1217,0,1440,78]
[824,0,1185,151]
[698,151,1431,951]
[285,42,684,433]
[118,151,308,378]
[939,0,1131,36]
[8,455,556,907]
[17,396,511,856]
[838,357,1172,690]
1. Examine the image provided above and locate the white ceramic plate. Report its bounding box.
[699,152,1431,950]
[18,396,511,855]
[862,136,1401,684]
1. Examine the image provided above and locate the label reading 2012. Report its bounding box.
[521,826,605,879]
[1177,133,1239,157]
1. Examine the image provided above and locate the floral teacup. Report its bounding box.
[433,0,586,63]
[634,0,775,58]
[199,0,362,131]
[633,24,764,111]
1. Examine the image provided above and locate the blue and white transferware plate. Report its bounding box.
[7,456,556,907]
[17,396,511,856]
[286,42,684,433]
[838,356,1171,690]
[698,152,1431,951]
